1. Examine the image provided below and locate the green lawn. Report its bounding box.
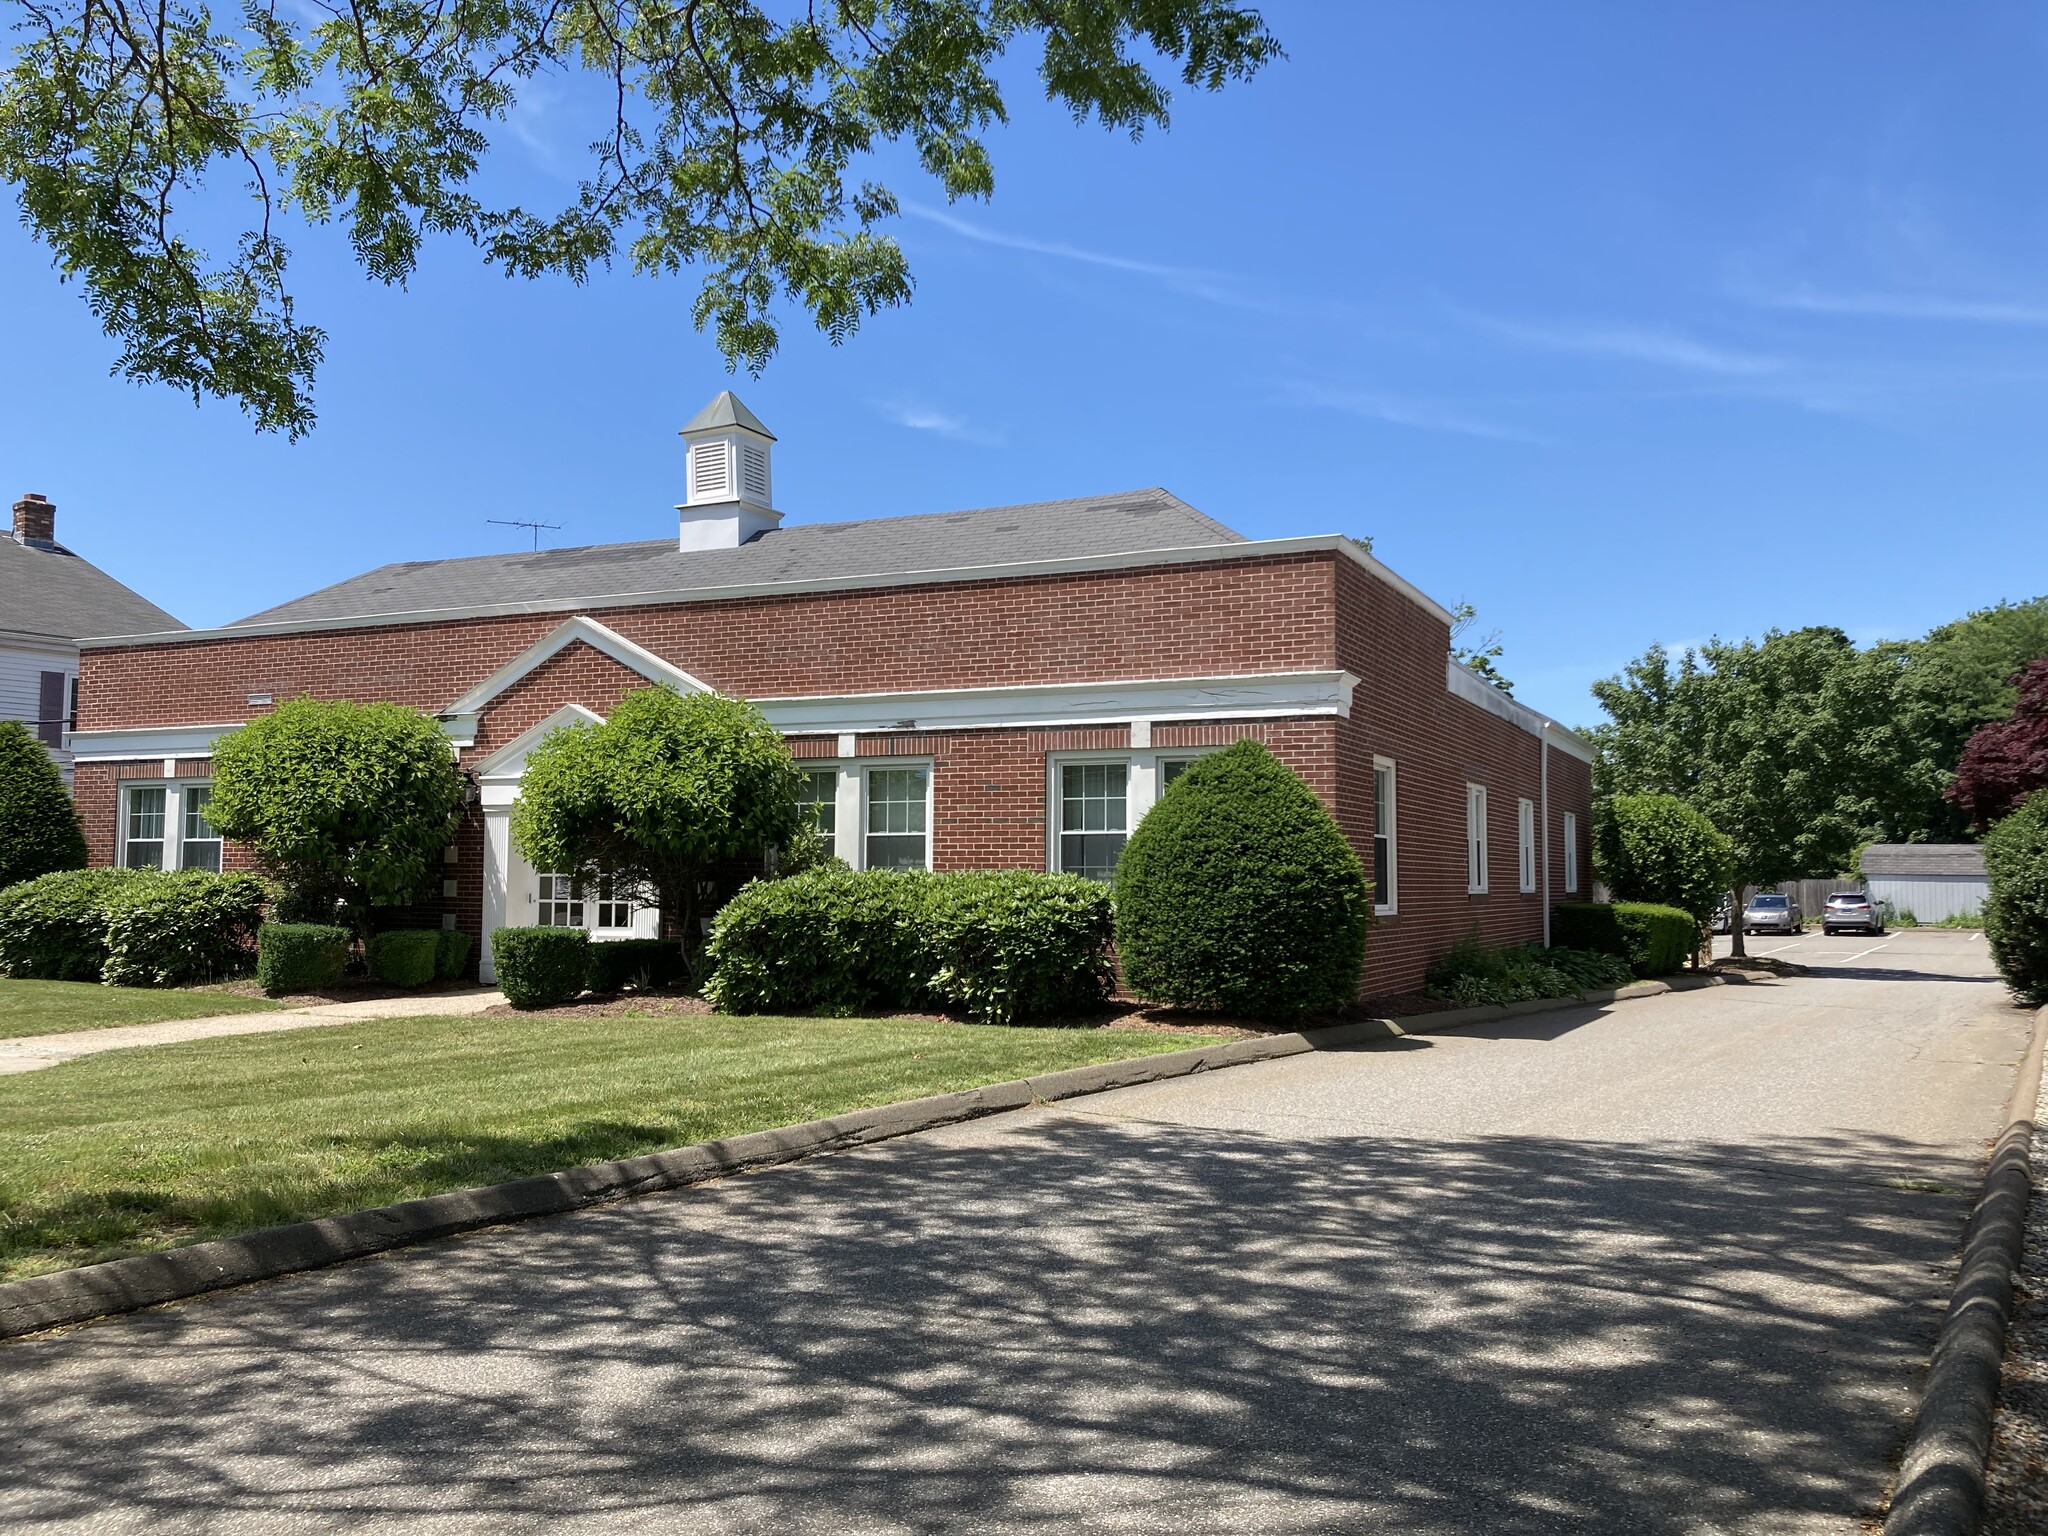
[0,1010,1223,1280]
[0,979,282,1039]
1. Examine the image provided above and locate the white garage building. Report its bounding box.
[1861,844,1989,924]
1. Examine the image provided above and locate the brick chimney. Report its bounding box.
[12,493,54,544]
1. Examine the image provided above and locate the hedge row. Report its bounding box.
[704,868,1115,1025]
[1553,901,1697,977]
[0,867,267,987]
[1985,790,2048,1005]
[1425,936,1635,1008]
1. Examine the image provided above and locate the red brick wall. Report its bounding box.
[73,544,1593,1003]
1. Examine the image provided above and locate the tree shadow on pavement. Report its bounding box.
[0,1118,1976,1536]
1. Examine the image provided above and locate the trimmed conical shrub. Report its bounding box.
[1114,739,1371,1019]
[0,719,87,891]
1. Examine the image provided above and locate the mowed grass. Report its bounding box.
[0,979,281,1039]
[0,1010,1224,1280]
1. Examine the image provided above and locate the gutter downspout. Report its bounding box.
[1540,729,1552,948]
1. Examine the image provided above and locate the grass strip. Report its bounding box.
[0,1010,1222,1280]
[0,979,281,1039]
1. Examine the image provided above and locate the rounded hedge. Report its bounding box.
[257,922,351,993]
[366,928,441,988]
[1984,789,2048,1005]
[1113,739,1371,1020]
[1594,792,1734,926]
[0,719,87,891]
[492,926,590,1009]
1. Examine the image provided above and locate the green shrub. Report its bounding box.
[704,867,1116,1024]
[1553,901,1696,977]
[706,868,934,1016]
[921,871,1115,1024]
[1113,740,1372,1020]
[257,922,351,993]
[0,720,87,890]
[1594,792,1734,926]
[366,928,440,987]
[434,927,473,982]
[0,867,148,979]
[585,937,689,995]
[1984,790,2048,1005]
[1424,935,1632,1008]
[99,871,268,986]
[492,926,590,1008]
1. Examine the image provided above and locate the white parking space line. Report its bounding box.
[1754,942,1805,956]
[1841,942,1893,963]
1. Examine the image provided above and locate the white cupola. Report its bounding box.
[676,391,781,550]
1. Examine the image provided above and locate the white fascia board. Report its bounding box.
[1444,659,1596,763]
[754,670,1359,737]
[76,535,1459,648]
[441,614,709,720]
[68,723,244,762]
[476,703,603,807]
[0,630,81,655]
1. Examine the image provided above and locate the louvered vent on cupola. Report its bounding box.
[675,391,782,551]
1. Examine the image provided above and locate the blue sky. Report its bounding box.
[4,1,2046,729]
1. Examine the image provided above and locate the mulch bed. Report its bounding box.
[1983,1078,2048,1534]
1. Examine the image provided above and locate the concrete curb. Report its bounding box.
[1883,1001,2048,1536]
[0,972,1716,1342]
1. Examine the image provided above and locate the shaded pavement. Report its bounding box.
[0,932,2031,1534]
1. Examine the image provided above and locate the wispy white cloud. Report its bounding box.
[874,398,1004,447]
[1456,307,1789,377]
[1281,382,1552,445]
[1743,285,2048,326]
[901,201,1256,308]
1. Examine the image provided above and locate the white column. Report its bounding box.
[480,807,513,983]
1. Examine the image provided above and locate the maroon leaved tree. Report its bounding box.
[1948,657,2048,830]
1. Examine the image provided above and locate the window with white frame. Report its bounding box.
[122,784,167,868]
[1057,762,1129,881]
[537,872,586,927]
[1466,783,1489,894]
[865,766,930,870]
[593,874,640,931]
[1518,798,1537,893]
[1158,756,1204,793]
[1563,812,1580,893]
[181,786,223,872]
[797,767,839,840]
[1372,758,1397,913]
[121,780,222,870]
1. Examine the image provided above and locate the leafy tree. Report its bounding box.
[206,697,463,929]
[1593,792,1734,928]
[1947,658,2048,831]
[1983,789,2048,1005]
[511,685,802,969]
[0,1,1280,437]
[1114,739,1370,1019]
[1589,629,1920,956]
[1450,599,1512,695]
[1898,595,2048,840]
[0,719,87,890]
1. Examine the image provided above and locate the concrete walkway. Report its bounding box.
[0,932,2032,1534]
[0,987,506,1075]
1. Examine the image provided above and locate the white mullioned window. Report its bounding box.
[1563,811,1580,894]
[798,767,839,840]
[536,872,586,927]
[864,765,931,871]
[1057,761,1130,881]
[1372,757,1397,914]
[1467,783,1489,894]
[120,780,221,871]
[1518,798,1537,893]
[593,874,639,931]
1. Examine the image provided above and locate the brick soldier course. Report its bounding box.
[69,393,1593,999]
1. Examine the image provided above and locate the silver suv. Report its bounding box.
[1743,892,1803,935]
[1821,891,1885,936]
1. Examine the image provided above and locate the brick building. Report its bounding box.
[69,393,1593,998]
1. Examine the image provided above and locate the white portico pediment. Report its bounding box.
[440,615,709,746]
[473,703,603,808]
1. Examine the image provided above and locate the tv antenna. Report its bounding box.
[488,518,562,551]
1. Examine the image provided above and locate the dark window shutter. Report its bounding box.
[36,671,66,747]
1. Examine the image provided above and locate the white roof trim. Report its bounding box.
[1445,659,1595,763]
[475,703,604,781]
[78,534,1456,648]
[442,614,709,722]
[69,722,244,762]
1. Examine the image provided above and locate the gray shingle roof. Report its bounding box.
[1861,844,1987,877]
[0,535,185,643]
[233,488,1244,629]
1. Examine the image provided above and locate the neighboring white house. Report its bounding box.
[1862,844,1989,923]
[1,493,184,782]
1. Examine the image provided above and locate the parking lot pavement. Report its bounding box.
[1711,925,1992,976]
[0,929,2033,1535]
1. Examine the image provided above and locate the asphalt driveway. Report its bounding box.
[0,931,2032,1534]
